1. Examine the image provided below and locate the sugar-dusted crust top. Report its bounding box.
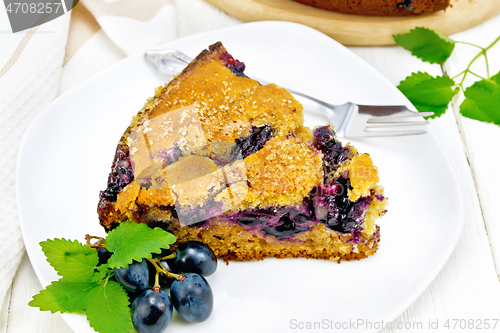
[242,135,324,208]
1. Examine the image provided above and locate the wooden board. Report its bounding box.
[205,0,500,45]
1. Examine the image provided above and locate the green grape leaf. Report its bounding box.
[40,239,98,281]
[106,222,176,269]
[460,72,500,125]
[393,27,455,64]
[29,279,99,314]
[398,72,459,118]
[86,281,132,333]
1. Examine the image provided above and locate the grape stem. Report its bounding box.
[85,234,106,249]
[153,272,161,292]
[146,258,182,282]
[160,253,176,261]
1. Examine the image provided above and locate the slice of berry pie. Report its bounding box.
[97,42,387,262]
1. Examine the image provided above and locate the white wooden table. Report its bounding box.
[3,1,500,332]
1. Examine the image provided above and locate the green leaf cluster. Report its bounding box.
[29,223,176,333]
[393,27,500,126]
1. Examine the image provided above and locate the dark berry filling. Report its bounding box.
[231,125,273,159]
[218,177,371,238]
[213,176,370,238]
[102,145,134,201]
[236,212,268,226]
[219,51,246,77]
[311,177,370,233]
[312,126,351,179]
[230,207,313,239]
[233,207,282,226]
[396,0,414,10]
[262,214,310,239]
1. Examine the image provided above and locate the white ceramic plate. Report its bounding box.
[17,21,463,333]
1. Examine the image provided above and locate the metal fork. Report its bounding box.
[144,49,433,138]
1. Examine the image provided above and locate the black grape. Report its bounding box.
[175,241,217,276]
[114,259,149,292]
[131,289,173,333]
[170,273,213,323]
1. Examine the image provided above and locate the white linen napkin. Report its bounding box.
[0,0,177,318]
